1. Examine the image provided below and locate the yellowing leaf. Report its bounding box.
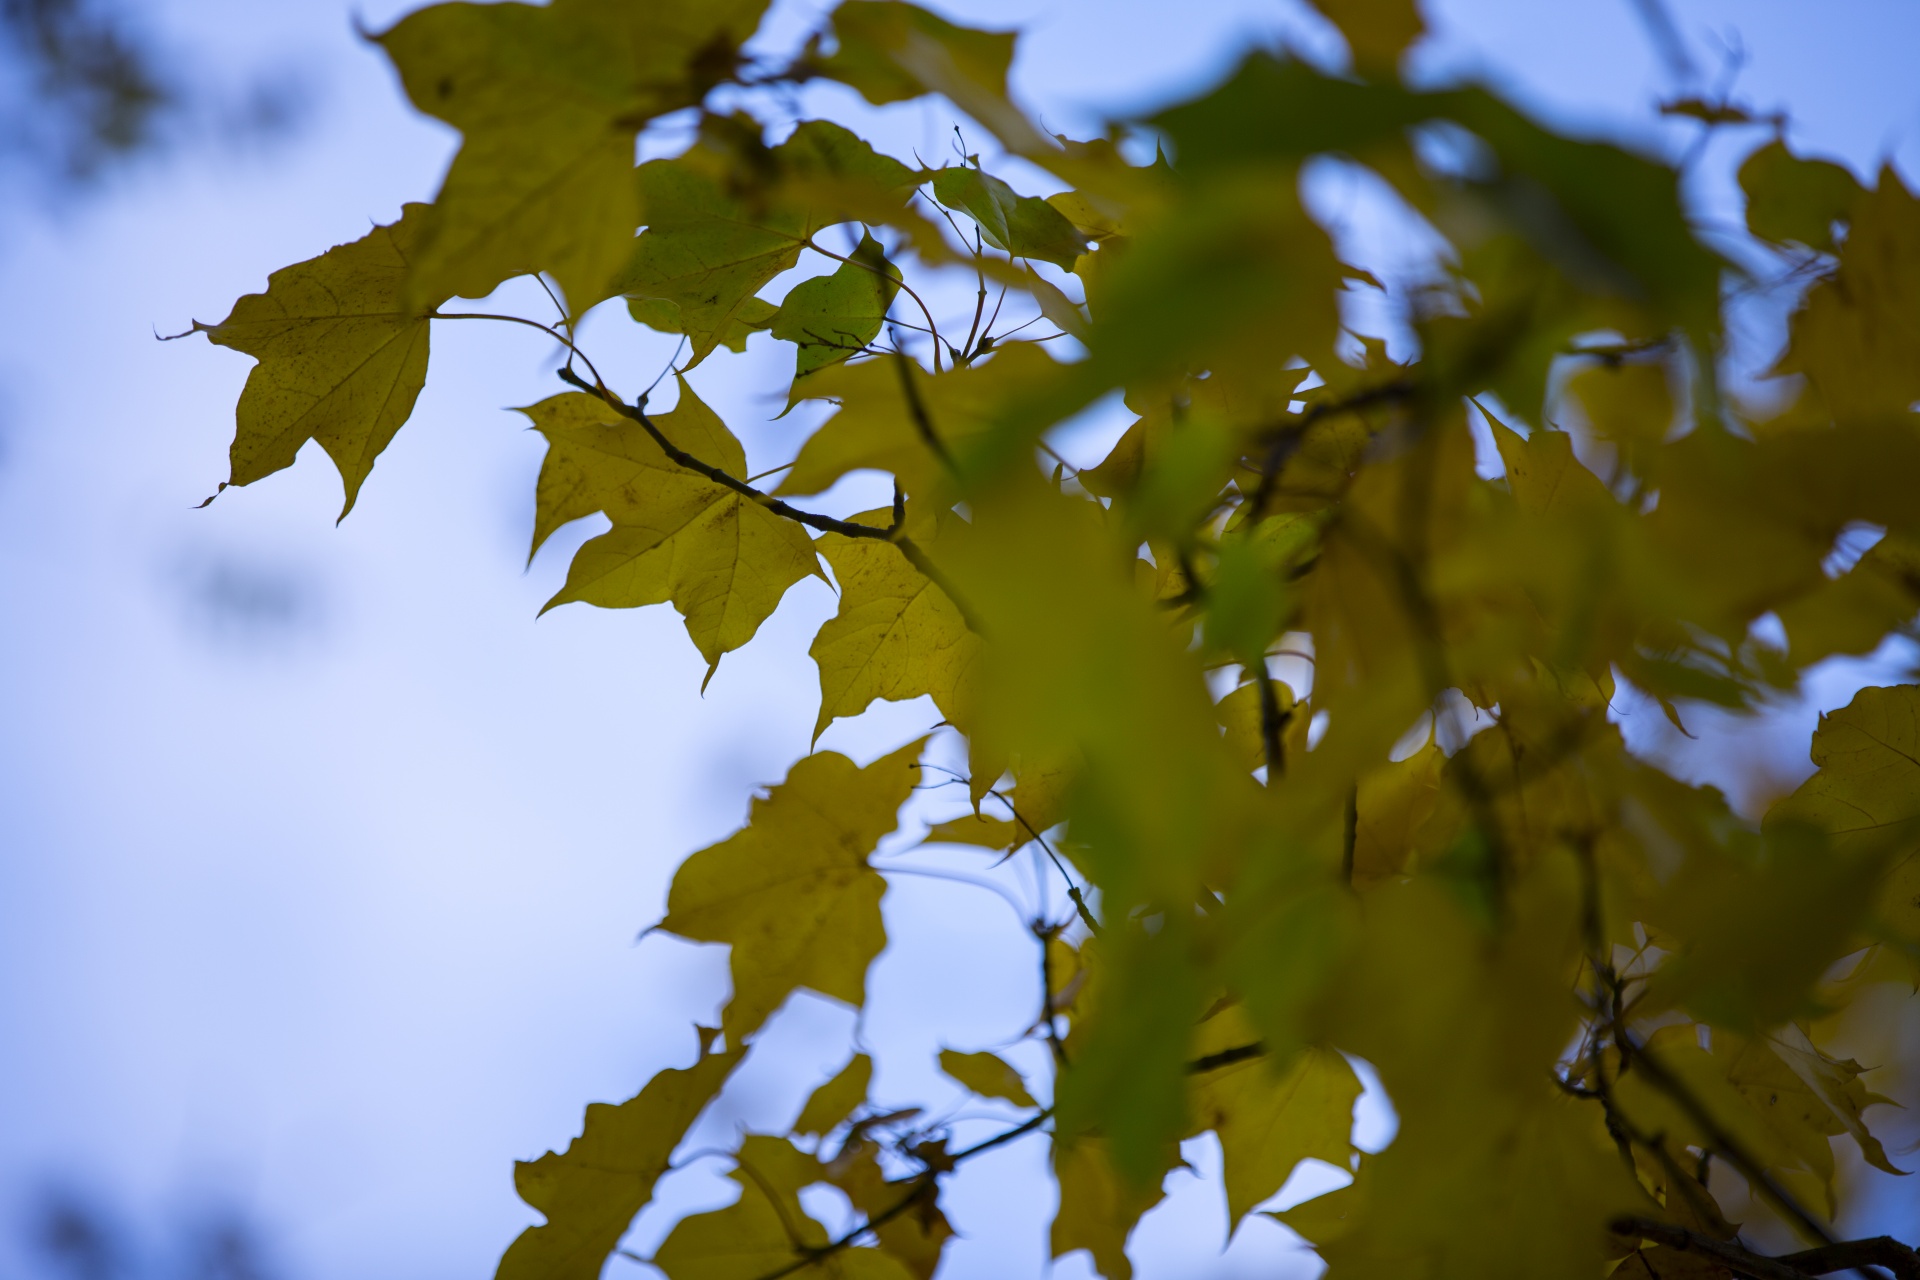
[793,1054,872,1137]
[931,167,1087,270]
[825,1145,953,1280]
[817,1,1047,155]
[938,1048,1037,1107]
[1305,0,1426,77]
[657,739,926,1038]
[1351,739,1443,889]
[774,234,901,384]
[810,507,979,740]
[378,0,769,310]
[653,1134,912,1280]
[196,204,436,518]
[496,1036,743,1280]
[1780,168,1920,419]
[1050,1135,1167,1280]
[781,343,1065,500]
[526,381,823,668]
[1188,1006,1360,1227]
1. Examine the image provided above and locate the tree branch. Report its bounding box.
[1611,1217,1920,1280]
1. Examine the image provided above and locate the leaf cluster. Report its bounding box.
[187,1,1920,1276]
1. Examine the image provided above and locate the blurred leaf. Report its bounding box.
[794,1054,872,1137]
[939,1048,1037,1107]
[1740,140,1863,253]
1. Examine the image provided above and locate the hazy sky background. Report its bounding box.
[1,2,1917,1278]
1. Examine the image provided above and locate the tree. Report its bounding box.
[183,1,1920,1276]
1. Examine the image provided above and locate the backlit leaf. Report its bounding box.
[656,739,926,1037]
[810,506,979,740]
[774,233,900,384]
[931,167,1087,270]
[527,381,823,668]
[195,204,436,518]
[496,1035,743,1280]
[378,0,770,310]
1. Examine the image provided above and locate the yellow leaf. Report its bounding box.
[1351,738,1443,889]
[810,507,979,740]
[497,1035,743,1280]
[921,812,1019,850]
[780,344,1066,501]
[653,1134,912,1280]
[526,381,823,668]
[1565,359,1674,447]
[1775,533,1920,664]
[793,1054,872,1137]
[196,204,435,519]
[1268,1171,1365,1246]
[629,295,778,353]
[1767,683,1920,963]
[1050,1135,1167,1280]
[824,1145,953,1280]
[938,1048,1037,1107]
[378,0,769,310]
[1779,167,1920,420]
[657,739,926,1038]
[1188,1005,1360,1228]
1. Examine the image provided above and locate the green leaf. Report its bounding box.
[628,295,778,353]
[815,1,1046,155]
[195,204,436,519]
[656,739,926,1038]
[377,0,770,310]
[525,381,823,669]
[495,1034,743,1280]
[793,1054,873,1137]
[938,1048,1037,1107]
[930,168,1087,270]
[773,233,900,383]
[1304,0,1426,77]
[616,121,918,366]
[810,506,979,741]
[1740,140,1863,252]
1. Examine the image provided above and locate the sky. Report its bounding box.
[1,2,1917,1278]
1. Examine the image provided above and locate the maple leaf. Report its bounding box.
[656,739,926,1039]
[809,506,979,741]
[194,203,436,518]
[523,382,823,671]
[497,1035,743,1280]
[377,0,769,311]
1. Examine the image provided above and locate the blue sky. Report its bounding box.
[1,2,1916,1278]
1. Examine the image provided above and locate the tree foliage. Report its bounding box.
[188,1,1920,1277]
